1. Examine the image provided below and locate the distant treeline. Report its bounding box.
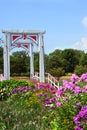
[0,46,87,77]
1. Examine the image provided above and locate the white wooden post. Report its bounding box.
[7,34,10,80]
[39,34,45,82]
[3,38,7,80]
[30,43,34,78]
[4,33,10,80]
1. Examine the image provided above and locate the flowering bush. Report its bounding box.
[74,106,87,130]
[0,79,34,100]
[35,73,87,130]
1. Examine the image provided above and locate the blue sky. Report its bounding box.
[0,0,87,54]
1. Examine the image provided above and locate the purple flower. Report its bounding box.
[80,73,87,82]
[12,88,18,94]
[74,106,87,129]
[56,101,62,107]
[8,93,11,97]
[51,91,56,94]
[85,120,87,125]
[63,80,74,91]
[56,89,64,96]
[59,86,63,90]
[64,97,69,102]
[49,86,55,91]
[77,102,82,106]
[25,86,31,91]
[73,105,77,109]
[74,86,82,94]
[49,97,56,103]
[43,100,49,105]
[74,126,83,130]
[38,93,42,97]
[18,86,24,92]
[71,74,79,83]
[43,93,47,97]
[43,84,50,89]
[45,97,49,101]
[74,115,81,126]
[84,86,87,92]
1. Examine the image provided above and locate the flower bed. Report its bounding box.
[0,74,87,129]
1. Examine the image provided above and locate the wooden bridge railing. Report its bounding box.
[34,72,59,89]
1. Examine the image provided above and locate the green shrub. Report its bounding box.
[49,67,65,78]
[0,80,35,100]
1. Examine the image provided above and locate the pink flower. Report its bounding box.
[71,74,79,83]
[64,97,69,102]
[73,105,77,109]
[84,86,87,92]
[56,90,64,96]
[63,80,74,91]
[56,101,62,107]
[74,86,82,94]
[85,120,87,125]
[80,73,87,82]
[77,102,82,106]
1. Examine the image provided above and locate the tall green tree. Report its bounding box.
[47,49,62,71]
[80,53,87,66]
[34,52,39,72]
[10,51,28,76]
[61,49,79,73]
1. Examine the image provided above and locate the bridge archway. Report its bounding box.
[2,29,45,82]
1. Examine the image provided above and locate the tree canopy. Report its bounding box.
[0,46,87,77]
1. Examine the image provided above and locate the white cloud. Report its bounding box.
[82,16,87,27]
[81,37,87,48]
[71,37,87,51]
[72,41,81,50]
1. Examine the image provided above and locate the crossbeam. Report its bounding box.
[2,29,45,34]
